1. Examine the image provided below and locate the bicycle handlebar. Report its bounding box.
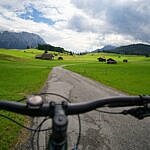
[0,96,150,117]
[0,101,51,117]
[67,96,150,115]
[1,95,149,150]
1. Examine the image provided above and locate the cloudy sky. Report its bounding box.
[0,0,149,52]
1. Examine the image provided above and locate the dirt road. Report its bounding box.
[20,67,150,150]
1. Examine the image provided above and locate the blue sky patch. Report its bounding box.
[18,5,55,25]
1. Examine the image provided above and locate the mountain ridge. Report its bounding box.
[0,31,46,49]
[92,43,150,55]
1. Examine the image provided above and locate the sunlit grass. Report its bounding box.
[0,49,69,149]
[65,54,150,95]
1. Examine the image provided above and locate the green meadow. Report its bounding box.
[0,49,67,149]
[0,48,149,149]
[65,54,150,95]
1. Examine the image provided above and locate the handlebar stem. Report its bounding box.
[48,102,68,149]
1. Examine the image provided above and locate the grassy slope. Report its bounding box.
[65,53,150,95]
[0,50,64,100]
[0,49,69,149]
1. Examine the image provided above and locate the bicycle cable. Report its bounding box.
[39,92,81,149]
[17,97,26,102]
[0,93,81,149]
[31,117,50,150]
[0,114,52,132]
[39,92,71,103]
[76,114,81,148]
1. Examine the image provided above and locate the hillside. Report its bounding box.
[37,44,70,54]
[103,43,150,55]
[0,31,46,49]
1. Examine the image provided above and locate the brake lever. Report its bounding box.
[122,106,150,120]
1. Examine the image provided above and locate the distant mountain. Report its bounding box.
[100,45,117,51]
[92,43,150,55]
[0,31,46,49]
[92,45,116,53]
[103,43,150,55]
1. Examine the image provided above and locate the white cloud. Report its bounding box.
[71,0,150,43]
[0,0,149,52]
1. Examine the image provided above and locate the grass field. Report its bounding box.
[0,48,149,149]
[65,53,150,95]
[0,49,72,149]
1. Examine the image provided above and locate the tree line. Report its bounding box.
[37,44,66,53]
[37,44,75,56]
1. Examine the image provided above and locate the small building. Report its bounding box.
[35,53,54,60]
[97,57,106,62]
[107,58,117,64]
